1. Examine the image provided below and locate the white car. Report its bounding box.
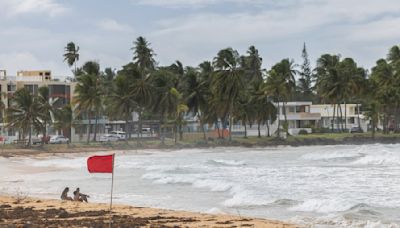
[99,134,119,142]
[49,135,69,144]
[109,131,126,140]
[25,136,42,145]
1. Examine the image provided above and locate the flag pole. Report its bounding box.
[109,154,115,228]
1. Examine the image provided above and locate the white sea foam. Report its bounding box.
[351,153,400,166]
[289,199,355,213]
[301,152,362,161]
[291,214,400,228]
[207,159,246,166]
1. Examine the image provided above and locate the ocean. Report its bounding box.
[1,144,400,227]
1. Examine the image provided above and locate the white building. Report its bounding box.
[311,104,367,132]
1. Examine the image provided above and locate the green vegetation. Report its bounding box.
[5,37,400,147]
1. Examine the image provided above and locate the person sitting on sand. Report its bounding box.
[60,187,73,201]
[73,188,90,203]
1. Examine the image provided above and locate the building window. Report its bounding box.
[7,84,16,92]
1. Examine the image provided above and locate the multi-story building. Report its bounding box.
[0,70,74,143]
[310,104,367,131]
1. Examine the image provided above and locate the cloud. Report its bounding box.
[135,0,257,8]
[144,0,400,69]
[0,0,66,17]
[98,19,133,32]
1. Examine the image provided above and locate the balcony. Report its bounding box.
[279,112,321,120]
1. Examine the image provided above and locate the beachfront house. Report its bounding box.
[310,104,367,132]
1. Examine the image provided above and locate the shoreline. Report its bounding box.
[0,195,296,227]
[1,134,400,158]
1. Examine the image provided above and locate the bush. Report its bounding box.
[298,129,308,135]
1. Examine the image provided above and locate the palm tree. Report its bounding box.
[63,42,80,77]
[151,69,179,144]
[242,46,264,84]
[370,59,397,134]
[107,73,137,141]
[74,61,103,143]
[132,36,156,73]
[53,104,73,140]
[265,70,285,137]
[270,59,297,135]
[212,48,244,141]
[315,54,341,132]
[37,86,54,143]
[183,67,209,140]
[6,88,43,147]
[118,63,154,142]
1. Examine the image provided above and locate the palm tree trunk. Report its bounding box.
[87,113,91,144]
[332,103,336,132]
[199,114,207,141]
[178,112,183,141]
[277,99,281,138]
[257,121,261,138]
[42,120,47,145]
[138,109,143,139]
[338,103,343,132]
[283,101,288,135]
[28,124,32,147]
[344,102,347,131]
[160,115,165,145]
[372,117,376,138]
[125,115,129,143]
[266,119,271,137]
[228,115,233,142]
[244,120,247,138]
[92,114,98,141]
[137,111,141,146]
[221,118,225,139]
[174,122,178,145]
[357,103,361,129]
[216,121,221,138]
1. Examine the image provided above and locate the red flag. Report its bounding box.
[87,154,114,173]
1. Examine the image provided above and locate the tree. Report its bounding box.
[74,61,103,143]
[315,54,341,132]
[270,59,297,135]
[53,104,73,140]
[298,43,314,101]
[212,48,244,141]
[151,69,179,144]
[250,81,277,137]
[118,63,154,142]
[132,36,156,73]
[242,46,263,83]
[37,86,53,143]
[107,73,137,141]
[265,70,285,137]
[370,59,397,134]
[6,88,43,147]
[63,42,80,77]
[184,67,210,141]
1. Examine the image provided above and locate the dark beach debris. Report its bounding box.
[0,205,200,227]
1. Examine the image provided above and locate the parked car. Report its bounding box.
[49,135,69,144]
[25,136,42,145]
[109,131,126,140]
[99,134,120,142]
[350,127,363,133]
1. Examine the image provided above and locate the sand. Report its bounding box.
[0,195,297,227]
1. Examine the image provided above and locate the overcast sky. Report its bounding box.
[1,0,399,77]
